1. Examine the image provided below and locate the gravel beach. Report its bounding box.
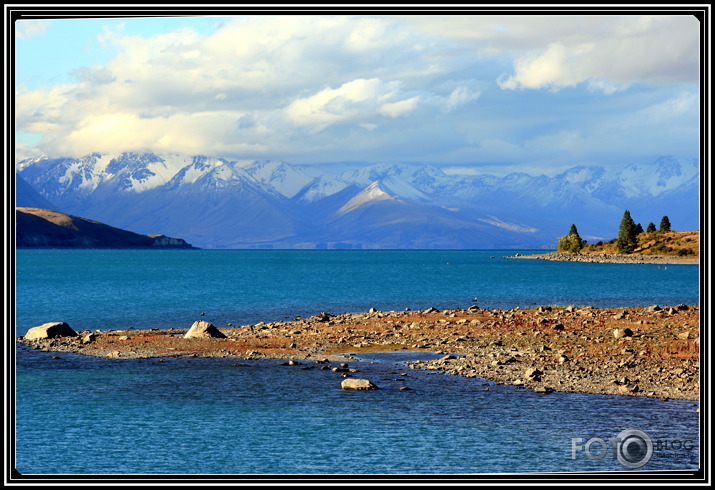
[504,251,700,265]
[17,304,700,401]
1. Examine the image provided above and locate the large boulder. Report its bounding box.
[341,379,378,390]
[184,320,227,339]
[24,322,77,340]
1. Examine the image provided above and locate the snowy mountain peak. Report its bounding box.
[337,181,393,216]
[15,154,49,172]
[558,166,606,185]
[15,151,699,249]
[295,175,351,204]
[244,159,314,198]
[341,163,418,186]
[164,156,227,190]
[379,175,430,202]
[618,156,696,197]
[207,161,252,183]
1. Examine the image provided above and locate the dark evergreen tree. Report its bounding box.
[634,223,644,235]
[660,216,671,232]
[617,210,638,254]
[646,222,656,233]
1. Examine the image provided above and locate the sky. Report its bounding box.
[13,9,703,176]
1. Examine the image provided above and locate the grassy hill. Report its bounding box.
[16,207,196,249]
[582,230,699,257]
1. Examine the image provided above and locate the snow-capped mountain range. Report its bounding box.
[15,152,700,249]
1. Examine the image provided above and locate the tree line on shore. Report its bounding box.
[557,212,676,254]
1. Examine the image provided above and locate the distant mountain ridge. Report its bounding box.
[16,174,59,211]
[16,207,196,249]
[15,153,700,249]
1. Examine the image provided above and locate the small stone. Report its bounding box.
[315,312,331,322]
[525,367,543,379]
[613,328,634,339]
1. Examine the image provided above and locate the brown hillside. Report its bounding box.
[582,230,699,257]
[16,207,195,249]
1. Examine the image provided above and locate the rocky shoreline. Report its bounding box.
[504,251,700,264]
[17,304,700,401]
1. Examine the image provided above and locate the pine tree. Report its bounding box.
[660,216,671,232]
[646,222,656,233]
[617,210,638,254]
[634,223,644,235]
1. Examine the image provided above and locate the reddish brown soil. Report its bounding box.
[18,304,700,400]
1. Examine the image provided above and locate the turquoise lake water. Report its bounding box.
[14,249,700,335]
[12,249,701,477]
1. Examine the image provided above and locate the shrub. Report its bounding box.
[557,224,585,253]
[557,234,584,253]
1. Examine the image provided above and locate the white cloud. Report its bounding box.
[611,90,700,132]
[524,130,587,155]
[495,15,699,92]
[639,91,699,123]
[15,20,51,40]
[14,14,701,169]
[498,42,583,91]
[379,96,420,118]
[445,85,482,111]
[286,78,403,131]
[16,16,447,157]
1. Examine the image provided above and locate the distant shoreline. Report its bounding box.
[504,251,700,265]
